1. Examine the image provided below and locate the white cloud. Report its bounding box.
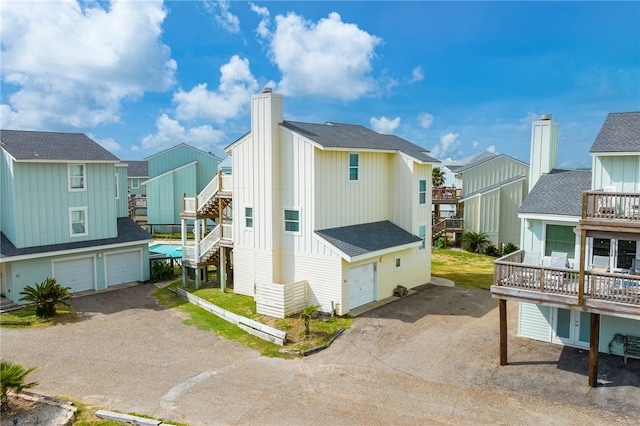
[418,112,434,129]
[430,132,461,159]
[0,0,176,130]
[255,10,382,100]
[250,3,271,38]
[91,135,122,153]
[141,114,225,152]
[370,116,401,134]
[203,0,240,34]
[411,66,424,83]
[173,55,258,122]
[473,140,479,148]
[487,145,497,154]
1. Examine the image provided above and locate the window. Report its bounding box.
[419,179,427,205]
[69,207,88,237]
[245,207,253,228]
[68,164,86,191]
[544,225,575,258]
[131,178,140,189]
[284,209,300,233]
[349,153,359,181]
[115,174,119,199]
[395,256,402,270]
[418,225,426,250]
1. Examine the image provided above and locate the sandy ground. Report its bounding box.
[1,283,638,425]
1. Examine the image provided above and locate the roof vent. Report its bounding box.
[540,114,552,121]
[262,87,272,94]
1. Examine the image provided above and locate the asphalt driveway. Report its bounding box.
[1,283,639,425]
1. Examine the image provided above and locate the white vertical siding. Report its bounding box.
[461,156,528,197]
[499,180,525,247]
[376,247,430,300]
[518,302,552,342]
[592,155,640,192]
[529,120,558,192]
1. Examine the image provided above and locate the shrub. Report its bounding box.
[460,231,491,254]
[19,278,72,318]
[1,360,37,410]
[300,305,320,337]
[436,236,448,249]
[484,244,501,257]
[151,260,175,281]
[502,242,519,255]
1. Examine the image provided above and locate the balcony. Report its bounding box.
[579,190,640,234]
[432,186,462,204]
[492,250,640,320]
[432,217,464,240]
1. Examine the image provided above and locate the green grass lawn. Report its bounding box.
[0,305,77,327]
[153,281,353,358]
[431,248,495,290]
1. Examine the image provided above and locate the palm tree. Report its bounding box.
[300,305,320,337]
[19,278,72,318]
[432,167,446,187]
[461,231,491,254]
[1,360,37,410]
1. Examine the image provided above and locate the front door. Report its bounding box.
[553,308,590,349]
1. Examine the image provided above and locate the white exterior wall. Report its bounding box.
[499,180,526,247]
[461,156,528,197]
[529,119,558,192]
[591,155,640,192]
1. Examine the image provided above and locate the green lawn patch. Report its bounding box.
[0,305,77,328]
[153,281,353,358]
[431,248,495,290]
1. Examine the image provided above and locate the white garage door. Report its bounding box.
[348,262,376,310]
[106,250,141,286]
[53,257,95,293]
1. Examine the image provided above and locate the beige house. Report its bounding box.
[181,89,438,316]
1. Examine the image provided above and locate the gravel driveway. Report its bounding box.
[1,283,639,425]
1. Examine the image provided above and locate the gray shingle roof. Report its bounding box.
[590,112,640,153]
[282,121,439,164]
[0,129,119,162]
[315,220,422,258]
[519,169,592,216]
[0,218,151,259]
[123,160,149,178]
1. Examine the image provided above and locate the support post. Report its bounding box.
[588,313,600,387]
[220,246,226,292]
[578,228,587,305]
[194,219,201,289]
[499,298,508,366]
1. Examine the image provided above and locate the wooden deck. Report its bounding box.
[492,250,640,319]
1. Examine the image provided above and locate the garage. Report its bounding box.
[105,250,142,286]
[53,257,95,293]
[348,262,377,310]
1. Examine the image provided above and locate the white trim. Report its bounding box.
[394,255,402,270]
[15,159,118,164]
[418,179,427,205]
[115,173,120,200]
[349,153,359,182]
[0,239,153,263]
[313,234,421,262]
[130,177,140,189]
[68,163,86,192]
[417,223,427,251]
[144,142,221,161]
[69,207,88,237]
[51,254,97,292]
[518,213,579,224]
[142,161,198,184]
[244,206,254,229]
[283,207,301,234]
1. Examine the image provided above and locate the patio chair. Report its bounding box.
[550,252,569,268]
[630,258,640,276]
[597,186,617,216]
[522,251,540,266]
[546,252,569,290]
[590,255,610,273]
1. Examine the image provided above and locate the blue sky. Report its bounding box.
[1,1,638,168]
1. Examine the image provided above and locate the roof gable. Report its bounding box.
[455,152,527,174]
[282,121,439,164]
[590,112,640,154]
[0,129,119,162]
[122,160,148,177]
[144,143,220,161]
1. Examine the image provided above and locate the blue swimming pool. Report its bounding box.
[149,244,183,259]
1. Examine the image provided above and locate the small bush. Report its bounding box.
[502,242,519,255]
[1,360,37,410]
[461,231,491,254]
[484,244,501,257]
[19,278,72,318]
[436,236,447,249]
[151,260,175,281]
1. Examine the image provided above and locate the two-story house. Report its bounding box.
[0,130,152,302]
[180,89,438,316]
[492,113,640,387]
[433,151,528,248]
[143,144,220,234]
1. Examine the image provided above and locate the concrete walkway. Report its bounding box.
[1,283,638,425]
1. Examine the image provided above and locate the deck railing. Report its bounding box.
[182,224,233,263]
[494,250,639,306]
[433,218,464,238]
[183,172,233,215]
[583,190,640,221]
[432,186,462,201]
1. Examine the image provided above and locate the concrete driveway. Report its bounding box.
[1,283,639,425]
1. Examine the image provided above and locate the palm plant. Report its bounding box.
[432,167,446,187]
[1,360,37,410]
[461,231,491,254]
[299,305,320,337]
[19,278,72,318]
